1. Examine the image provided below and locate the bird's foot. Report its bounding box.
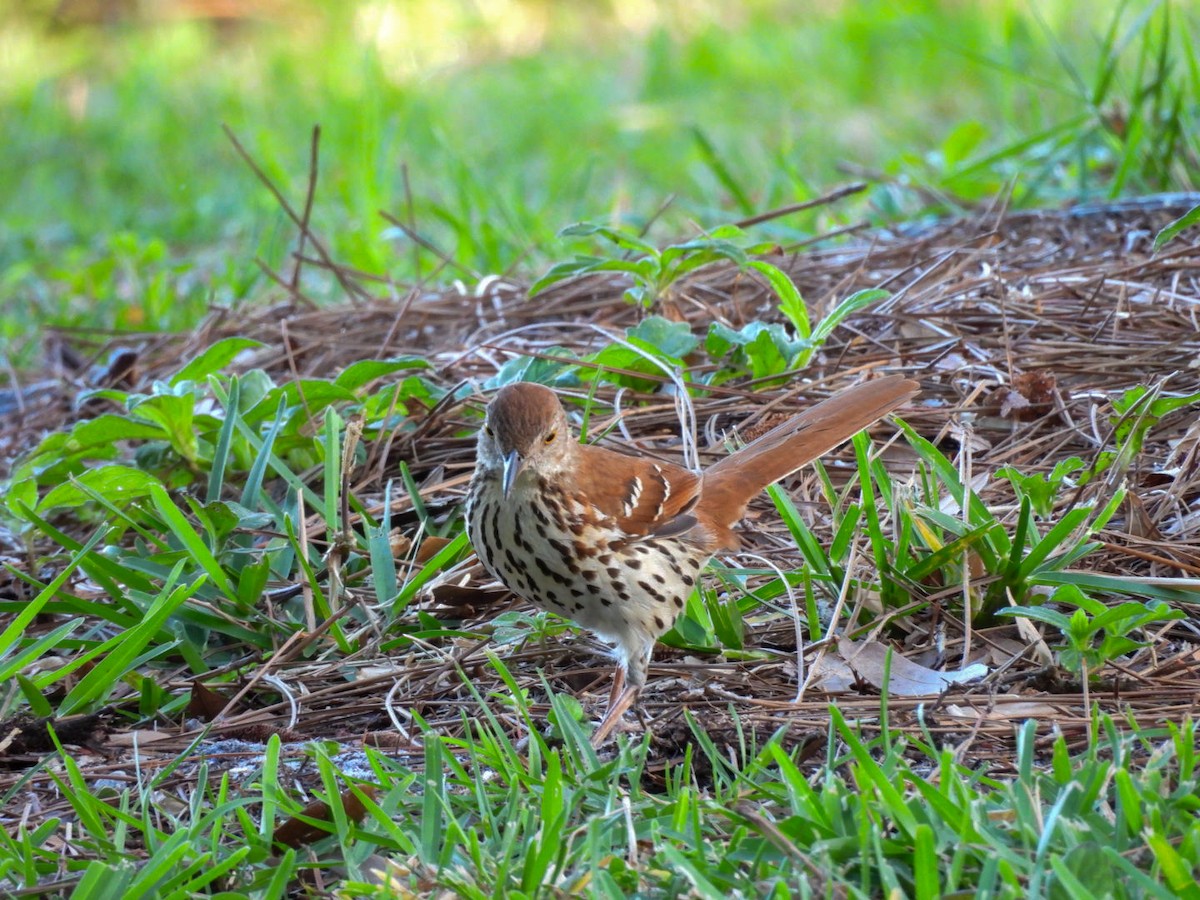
[591,683,640,747]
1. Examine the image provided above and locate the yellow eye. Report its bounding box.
[544,430,557,444]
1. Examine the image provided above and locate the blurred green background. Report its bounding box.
[0,0,1196,367]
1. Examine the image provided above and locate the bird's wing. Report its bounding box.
[573,443,705,543]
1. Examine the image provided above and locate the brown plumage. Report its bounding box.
[466,375,918,742]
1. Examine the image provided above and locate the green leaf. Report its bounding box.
[704,322,737,358]
[362,374,445,423]
[0,618,83,684]
[66,414,168,448]
[624,283,652,307]
[810,289,889,345]
[255,380,359,419]
[913,823,940,900]
[588,319,702,387]
[558,221,659,255]
[207,374,240,503]
[626,315,700,359]
[748,260,810,338]
[334,357,429,391]
[240,396,287,509]
[661,236,748,272]
[149,483,238,600]
[237,556,272,609]
[745,328,789,379]
[129,393,198,463]
[996,605,1073,632]
[320,405,343,534]
[1034,570,1200,604]
[199,498,270,543]
[171,336,263,385]
[658,845,724,898]
[58,559,198,714]
[1147,831,1200,898]
[1051,582,1106,616]
[38,465,161,513]
[1096,635,1144,658]
[528,257,605,296]
[1089,600,1178,633]
[998,458,1087,517]
[1153,203,1200,251]
[1066,607,1094,641]
[705,320,803,379]
[368,481,399,606]
[487,350,579,388]
[1009,494,1113,585]
[941,119,988,169]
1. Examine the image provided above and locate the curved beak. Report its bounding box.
[501,449,524,499]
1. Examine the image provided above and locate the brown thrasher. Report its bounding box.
[466,375,918,742]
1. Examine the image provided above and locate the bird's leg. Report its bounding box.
[605,665,625,711]
[592,678,639,746]
[591,646,653,746]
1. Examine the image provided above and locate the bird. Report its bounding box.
[465,375,918,743]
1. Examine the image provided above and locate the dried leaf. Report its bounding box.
[942,701,1064,721]
[838,638,988,695]
[107,729,175,748]
[273,785,378,851]
[1002,370,1056,420]
[187,682,229,721]
[1012,370,1056,404]
[1011,616,1055,665]
[415,536,453,564]
[1121,491,1161,539]
[805,654,857,693]
[363,731,420,750]
[998,388,1031,419]
[389,528,412,558]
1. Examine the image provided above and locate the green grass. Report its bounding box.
[2,0,1198,365]
[5,667,1199,897]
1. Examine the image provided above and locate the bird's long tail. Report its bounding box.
[699,374,919,529]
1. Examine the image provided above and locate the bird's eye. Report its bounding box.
[485,425,494,438]
[544,430,557,444]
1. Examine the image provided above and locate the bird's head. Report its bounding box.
[477,382,574,497]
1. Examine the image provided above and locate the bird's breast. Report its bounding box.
[465,473,711,649]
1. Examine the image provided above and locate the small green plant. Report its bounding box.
[532,221,893,385]
[998,583,1184,680]
[867,423,1126,618]
[488,609,577,649]
[0,343,469,706]
[705,286,888,382]
[661,578,750,658]
[997,457,1087,517]
[4,337,434,525]
[1061,382,1200,488]
[530,222,770,308]
[1108,383,1200,459]
[587,315,701,390]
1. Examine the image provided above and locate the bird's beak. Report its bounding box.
[501,449,524,499]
